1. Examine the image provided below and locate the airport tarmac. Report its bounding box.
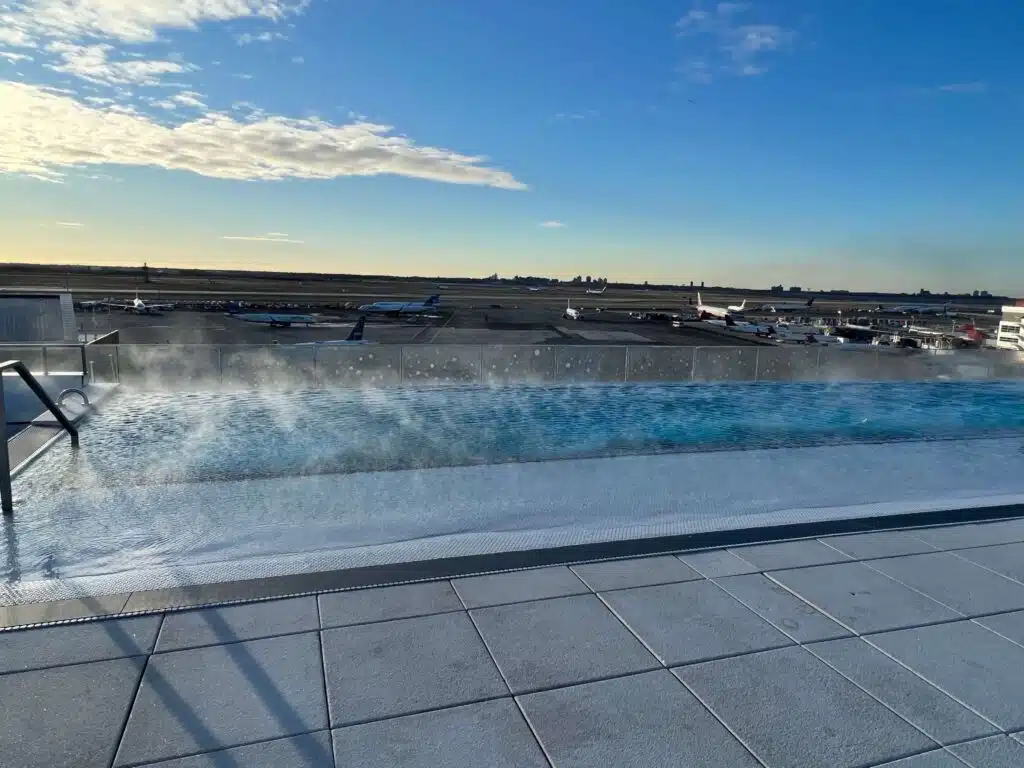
[83,305,766,347]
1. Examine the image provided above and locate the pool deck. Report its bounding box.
[6,515,1024,767]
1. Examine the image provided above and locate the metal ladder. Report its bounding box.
[0,360,80,515]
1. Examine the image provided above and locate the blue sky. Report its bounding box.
[1,0,1022,293]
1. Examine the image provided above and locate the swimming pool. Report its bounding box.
[5,381,1024,602]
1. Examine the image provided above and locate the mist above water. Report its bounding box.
[13,380,1024,496]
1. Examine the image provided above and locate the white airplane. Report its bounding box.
[763,298,815,313]
[229,311,317,328]
[525,286,545,292]
[358,294,441,316]
[879,302,951,315]
[563,299,584,320]
[695,292,735,320]
[296,316,372,345]
[103,294,175,314]
[726,299,749,313]
[586,284,607,295]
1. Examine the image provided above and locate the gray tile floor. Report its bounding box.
[6,520,1024,767]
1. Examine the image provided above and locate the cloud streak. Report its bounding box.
[539,221,566,228]
[222,232,304,243]
[56,221,83,227]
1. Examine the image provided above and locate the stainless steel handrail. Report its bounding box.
[1,359,80,515]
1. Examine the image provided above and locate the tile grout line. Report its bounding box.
[451,580,555,768]
[669,673,772,768]
[759,572,1008,736]
[314,594,338,768]
[944,547,1024,588]
[592,590,672,669]
[107,612,165,768]
[124,729,331,768]
[705,575,838,646]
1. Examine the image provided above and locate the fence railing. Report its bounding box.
[59,343,1024,389]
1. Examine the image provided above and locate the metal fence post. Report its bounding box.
[0,373,11,514]
[479,345,485,384]
[753,347,761,381]
[399,346,405,385]
[41,346,48,376]
[623,345,629,382]
[690,348,698,380]
[114,345,120,383]
[217,346,224,386]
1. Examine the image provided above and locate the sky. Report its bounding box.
[1,0,1022,294]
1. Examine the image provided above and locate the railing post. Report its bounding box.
[0,373,11,515]
[753,347,761,381]
[623,345,629,382]
[41,346,48,376]
[690,348,698,381]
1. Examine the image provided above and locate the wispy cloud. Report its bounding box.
[1,51,33,62]
[291,55,304,64]
[675,2,794,83]
[554,109,598,121]
[45,41,195,86]
[1,82,527,189]
[935,81,987,94]
[56,221,83,227]
[235,31,287,46]
[1,0,310,46]
[222,232,304,243]
[539,221,566,229]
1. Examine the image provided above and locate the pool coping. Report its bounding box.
[3,500,1022,631]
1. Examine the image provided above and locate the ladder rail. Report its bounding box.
[1,359,80,515]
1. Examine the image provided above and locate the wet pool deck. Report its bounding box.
[6,517,1024,767]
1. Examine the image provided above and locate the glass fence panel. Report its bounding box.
[0,345,45,373]
[816,347,880,381]
[220,346,316,390]
[990,350,1024,379]
[754,347,820,382]
[43,345,84,374]
[116,345,222,388]
[553,346,628,383]
[482,345,557,385]
[401,345,482,384]
[625,346,695,382]
[692,347,758,382]
[84,344,119,384]
[314,345,402,387]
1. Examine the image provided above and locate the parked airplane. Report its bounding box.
[230,311,317,328]
[763,298,815,313]
[586,284,607,295]
[357,294,441,316]
[103,294,175,315]
[296,316,372,345]
[563,299,584,320]
[726,299,749,313]
[874,302,951,315]
[695,293,735,320]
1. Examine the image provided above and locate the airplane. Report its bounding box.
[726,299,749,313]
[874,302,951,315]
[704,315,775,337]
[563,299,585,320]
[695,292,735,320]
[585,284,607,295]
[763,298,815,313]
[357,294,441,316]
[102,294,175,315]
[296,316,372,345]
[525,286,546,292]
[229,311,317,328]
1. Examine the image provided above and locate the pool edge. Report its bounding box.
[3,500,1022,631]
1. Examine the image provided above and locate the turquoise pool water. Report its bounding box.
[14,380,1024,490]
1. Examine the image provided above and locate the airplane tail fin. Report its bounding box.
[425,294,440,306]
[348,316,366,342]
[739,299,747,310]
[724,315,736,327]
[697,292,703,306]
[807,298,815,306]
